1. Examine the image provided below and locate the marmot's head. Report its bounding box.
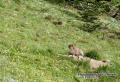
[68,44,75,49]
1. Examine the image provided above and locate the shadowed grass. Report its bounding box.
[85,50,101,60]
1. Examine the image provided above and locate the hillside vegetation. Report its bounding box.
[0,0,120,82]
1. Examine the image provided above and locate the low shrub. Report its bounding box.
[85,50,101,60]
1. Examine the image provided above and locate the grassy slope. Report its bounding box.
[0,0,120,82]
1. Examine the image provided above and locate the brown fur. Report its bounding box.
[68,44,84,58]
[89,59,110,69]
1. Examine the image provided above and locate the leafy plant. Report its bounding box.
[85,50,101,60]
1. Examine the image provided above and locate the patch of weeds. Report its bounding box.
[76,61,91,72]
[95,66,109,73]
[26,5,41,12]
[95,62,120,82]
[80,22,102,32]
[98,77,115,82]
[45,0,65,4]
[0,1,5,8]
[41,8,49,13]
[47,49,55,55]
[78,61,90,68]
[85,50,101,60]
[58,55,78,65]
[13,0,21,5]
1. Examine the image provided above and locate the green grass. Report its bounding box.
[85,50,101,60]
[0,0,120,82]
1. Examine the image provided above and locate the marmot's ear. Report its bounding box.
[102,60,107,62]
[68,44,73,48]
[102,60,110,63]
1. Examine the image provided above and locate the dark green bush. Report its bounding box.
[85,50,101,60]
[80,22,102,32]
[13,0,21,4]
